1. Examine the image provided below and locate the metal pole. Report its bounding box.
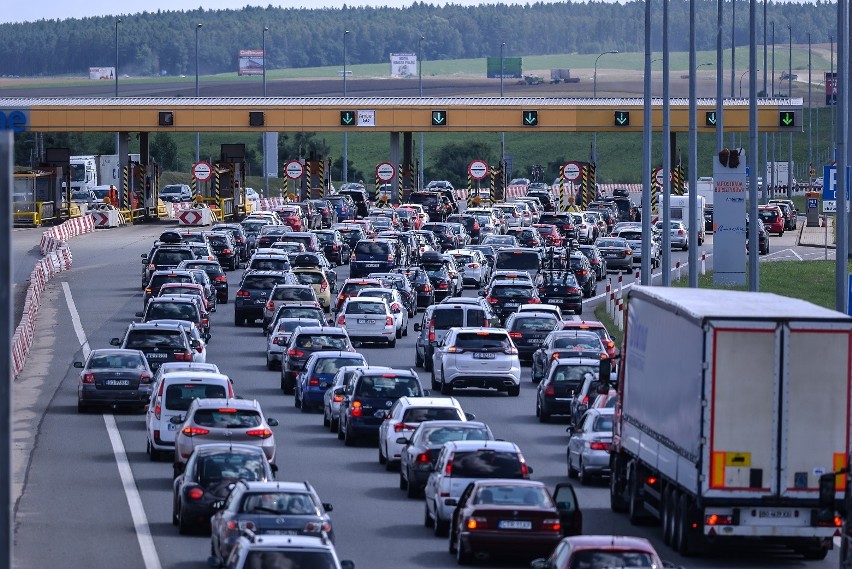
[500,42,506,167]
[0,130,14,569]
[662,0,672,286]
[114,18,121,156]
[836,0,848,311]
[418,34,424,190]
[831,34,836,156]
[772,22,776,97]
[195,23,202,164]
[343,30,350,184]
[749,0,759,291]
[716,0,724,151]
[762,0,767,94]
[593,50,618,165]
[763,132,768,203]
[262,26,269,198]
[730,0,736,148]
[808,33,812,185]
[642,0,652,285]
[789,25,793,195]
[688,0,698,287]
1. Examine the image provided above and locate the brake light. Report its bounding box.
[288,349,305,358]
[337,314,346,325]
[308,376,320,386]
[437,282,448,290]
[445,457,453,476]
[520,461,529,477]
[580,270,588,276]
[422,284,432,292]
[428,319,436,342]
[182,426,209,437]
[82,372,95,384]
[351,400,362,417]
[246,428,273,439]
[542,518,561,532]
[333,392,344,403]
[266,300,275,311]
[201,318,209,327]
[394,423,416,432]
[504,345,518,355]
[527,297,541,304]
[509,332,522,338]
[188,487,205,500]
[568,287,580,294]
[416,450,431,463]
[582,396,589,405]
[175,352,192,361]
[223,248,232,254]
[320,280,328,291]
[304,520,332,533]
[705,514,735,526]
[236,290,250,297]
[545,384,555,396]
[486,297,498,304]
[195,343,204,353]
[467,517,487,530]
[468,263,480,269]
[332,244,339,251]
[625,249,633,255]
[385,316,394,326]
[589,441,610,451]
[677,229,685,236]
[214,276,227,282]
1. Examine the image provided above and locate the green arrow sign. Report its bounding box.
[614,111,630,127]
[523,110,538,126]
[339,111,356,126]
[432,110,447,126]
[705,111,717,126]
[779,111,795,127]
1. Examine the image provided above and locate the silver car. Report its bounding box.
[337,296,396,347]
[594,236,633,273]
[357,287,409,339]
[445,249,489,288]
[266,317,321,370]
[567,407,614,484]
[655,220,689,250]
[614,226,661,269]
[431,327,521,396]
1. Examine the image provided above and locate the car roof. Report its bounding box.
[396,396,462,408]
[444,440,519,451]
[127,321,186,331]
[190,443,268,456]
[307,351,363,360]
[292,326,348,334]
[241,480,313,492]
[561,535,658,553]
[161,371,231,382]
[191,398,260,410]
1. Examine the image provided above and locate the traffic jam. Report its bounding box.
[78,175,698,569]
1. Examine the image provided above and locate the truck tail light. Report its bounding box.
[705,514,735,526]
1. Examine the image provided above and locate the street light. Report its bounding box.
[500,42,506,170]
[342,30,350,183]
[500,42,506,97]
[593,50,618,163]
[262,26,269,198]
[262,26,269,97]
[739,69,758,97]
[114,18,121,98]
[195,23,202,163]
[418,34,425,189]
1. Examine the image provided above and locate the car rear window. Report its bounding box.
[345,301,387,315]
[165,383,226,410]
[356,375,421,398]
[569,551,655,568]
[450,450,524,478]
[553,337,602,351]
[411,194,438,206]
[192,408,261,428]
[473,485,551,506]
[511,317,559,332]
[150,274,193,289]
[495,251,539,270]
[403,407,462,422]
[249,258,289,272]
[313,357,365,375]
[275,309,324,322]
[197,454,266,484]
[551,364,598,387]
[596,238,627,248]
[492,284,535,297]
[146,302,198,321]
[432,309,464,329]
[153,250,194,265]
[759,210,779,221]
[272,286,316,302]
[454,332,511,351]
[89,353,147,369]
[423,426,491,445]
[619,231,642,241]
[240,492,318,514]
[125,330,184,349]
[355,241,391,256]
[279,235,315,250]
[207,235,228,245]
[294,334,348,349]
[244,552,335,567]
[184,263,224,277]
[593,415,614,432]
[242,275,289,290]
[295,272,326,285]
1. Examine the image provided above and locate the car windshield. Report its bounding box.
[313,357,364,375]
[196,454,266,484]
[88,353,147,369]
[425,267,450,280]
[474,485,551,506]
[125,331,184,349]
[424,426,490,445]
[539,272,578,286]
[295,272,326,285]
[356,375,421,398]
[165,383,226,411]
[192,408,261,428]
[146,303,197,321]
[150,275,193,289]
[759,210,778,221]
[553,337,601,351]
[619,231,642,241]
[276,309,323,322]
[451,450,523,478]
[454,332,511,351]
[295,335,348,350]
[345,301,387,315]
[153,250,194,265]
[495,251,539,270]
[593,415,614,432]
[243,551,336,568]
[433,309,475,329]
[240,492,318,515]
[551,364,598,385]
[249,259,289,272]
[492,285,535,298]
[596,239,626,248]
[567,551,656,569]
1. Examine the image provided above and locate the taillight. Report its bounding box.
[332,393,344,403]
[272,335,284,345]
[589,441,611,451]
[486,297,498,303]
[246,428,273,439]
[542,518,561,532]
[469,263,480,269]
[545,384,555,396]
[385,316,394,326]
[390,302,401,312]
[520,461,529,477]
[416,450,431,463]
[582,396,589,405]
[145,288,152,294]
[266,300,275,311]
[705,514,735,526]
[308,376,320,386]
[195,344,204,353]
[568,287,580,294]
[201,318,209,327]
[625,249,632,255]
[509,332,522,338]
[445,457,453,476]
[437,282,448,289]
[332,244,339,251]
[422,284,432,292]
[428,319,436,342]
[288,349,305,358]
[527,297,541,304]
[467,517,488,530]
[188,487,205,500]
[320,281,328,291]
[154,400,161,420]
[82,372,95,384]
[175,352,192,361]
[214,276,227,282]
[351,400,362,417]
[337,315,346,325]
[223,248,232,254]
[580,270,588,276]
[236,290,250,297]
[394,423,416,432]
[182,426,209,437]
[677,229,685,235]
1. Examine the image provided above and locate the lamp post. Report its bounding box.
[262,27,268,97]
[114,18,121,155]
[195,23,202,163]
[788,25,793,194]
[500,42,506,170]
[342,30,350,183]
[739,69,757,97]
[262,26,269,198]
[593,50,618,163]
[418,34,425,189]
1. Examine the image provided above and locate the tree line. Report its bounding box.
[0,1,839,78]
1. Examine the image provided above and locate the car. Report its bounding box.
[292,268,334,313]
[205,231,240,270]
[147,318,209,363]
[290,252,338,291]
[569,369,611,427]
[74,349,152,413]
[334,277,384,313]
[368,272,417,317]
[424,440,532,536]
[655,220,690,250]
[493,247,541,277]
[487,270,534,289]
[527,190,557,212]
[336,296,396,347]
[530,330,607,383]
[410,190,451,221]
[211,531,353,569]
[769,197,798,230]
[378,396,472,470]
[530,535,665,569]
[565,253,597,299]
[159,183,192,202]
[295,351,367,412]
[413,302,496,371]
[210,480,335,561]
[398,420,494,498]
[536,357,603,423]
[142,245,196,286]
[145,368,233,461]
[445,249,489,288]
[337,367,425,446]
[614,226,661,268]
[560,320,618,360]
[577,244,607,281]
[393,206,418,231]
[493,203,525,228]
[234,271,299,327]
[110,321,194,371]
[391,267,434,310]
[538,212,577,239]
[142,269,197,308]
[172,398,279,472]
[178,259,228,303]
[506,227,544,249]
[281,326,354,394]
[322,365,372,432]
[431,327,521,396]
[315,229,351,265]
[266,301,327,336]
[356,287,409,338]
[533,223,564,248]
[159,281,213,313]
[400,203,430,227]
[255,224,293,249]
[173,444,276,535]
[533,270,584,316]
[262,284,320,328]
[71,189,97,204]
[339,186,371,218]
[505,311,562,361]
[420,251,463,297]
[482,278,542,324]
[448,479,583,563]
[758,204,785,236]
[747,217,771,255]
[328,194,357,222]
[447,213,482,244]
[310,198,337,227]
[421,222,460,252]
[593,236,633,274]
[266,317,322,370]
[139,295,209,337]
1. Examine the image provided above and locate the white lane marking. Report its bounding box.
[62,282,90,359]
[790,249,803,261]
[62,282,162,569]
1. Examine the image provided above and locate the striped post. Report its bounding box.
[190,178,197,200]
[467,172,474,209]
[315,160,325,200]
[586,162,596,205]
[121,165,129,210]
[701,251,706,275]
[579,165,589,209]
[489,168,497,205]
[616,299,624,330]
[605,279,611,313]
[135,164,144,210]
[673,163,685,196]
[375,174,381,208]
[559,172,566,212]
[398,162,404,205]
[651,173,660,216]
[214,167,221,201]
[674,261,682,281]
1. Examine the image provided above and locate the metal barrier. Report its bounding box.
[196,197,234,221]
[13,201,58,227]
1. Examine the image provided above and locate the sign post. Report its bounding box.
[713,150,748,286]
[822,165,851,214]
[192,161,212,182]
[284,160,305,200]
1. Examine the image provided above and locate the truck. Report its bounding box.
[63,154,140,193]
[695,176,713,206]
[609,286,852,559]
[667,193,706,245]
[550,69,581,84]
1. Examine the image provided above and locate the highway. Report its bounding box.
[11,222,834,569]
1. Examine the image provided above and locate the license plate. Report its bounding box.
[473,352,495,359]
[365,263,380,267]
[547,299,562,304]
[758,509,792,519]
[146,353,168,358]
[104,379,130,386]
[357,319,376,325]
[255,299,266,304]
[504,302,519,308]
[605,252,619,257]
[264,529,299,535]
[498,520,531,530]
[320,382,329,388]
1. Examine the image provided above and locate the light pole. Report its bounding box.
[500,42,506,169]
[262,27,268,97]
[262,26,269,198]
[114,18,121,155]
[593,50,618,163]
[195,23,202,164]
[788,25,793,193]
[418,34,425,189]
[342,30,350,183]
[739,69,757,97]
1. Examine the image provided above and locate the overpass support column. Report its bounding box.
[118,132,131,211]
[402,132,414,203]
[139,132,149,165]
[389,132,400,205]
[670,131,678,178]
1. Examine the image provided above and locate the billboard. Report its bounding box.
[89,67,115,80]
[239,50,265,76]
[390,53,417,78]
[826,72,838,106]
[486,57,522,79]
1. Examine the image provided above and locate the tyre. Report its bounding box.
[628,470,645,525]
[799,544,829,560]
[323,410,330,427]
[294,391,302,408]
[537,399,550,423]
[609,457,629,513]
[415,350,423,368]
[662,487,676,546]
[424,352,433,372]
[406,473,419,499]
[579,459,591,485]
[388,337,396,348]
[403,325,408,337]
[234,314,243,327]
[177,506,193,535]
[456,533,472,565]
[77,401,88,413]
[424,503,434,528]
[330,417,339,433]
[396,327,403,339]
[434,516,449,537]
[567,450,578,479]
[507,384,520,397]
[337,421,345,440]
[675,492,701,556]
[379,445,387,465]
[344,425,357,447]
[266,356,274,371]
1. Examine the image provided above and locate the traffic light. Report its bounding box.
[523,110,538,126]
[431,110,447,126]
[614,111,630,127]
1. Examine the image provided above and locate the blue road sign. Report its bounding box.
[808,198,818,209]
[823,165,852,201]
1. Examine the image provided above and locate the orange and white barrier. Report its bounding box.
[177,208,218,226]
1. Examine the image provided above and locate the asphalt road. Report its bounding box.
[11,220,836,569]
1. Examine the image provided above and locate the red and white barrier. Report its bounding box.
[177,208,218,226]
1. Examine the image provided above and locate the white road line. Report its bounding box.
[790,249,803,261]
[62,282,162,569]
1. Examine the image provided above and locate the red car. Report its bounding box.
[531,535,665,569]
[274,206,304,232]
[533,223,564,247]
[757,205,785,236]
[561,320,618,360]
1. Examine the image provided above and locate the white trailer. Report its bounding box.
[695,176,714,206]
[63,154,141,192]
[668,194,705,245]
[610,286,852,559]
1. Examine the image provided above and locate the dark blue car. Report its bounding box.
[295,351,367,411]
[328,195,356,222]
[234,270,297,327]
[349,239,397,278]
[338,369,424,445]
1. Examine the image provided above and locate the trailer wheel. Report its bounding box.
[662,486,676,546]
[797,543,829,560]
[609,457,628,513]
[676,493,701,556]
[627,470,645,525]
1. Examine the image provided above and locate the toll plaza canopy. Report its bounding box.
[0,96,803,134]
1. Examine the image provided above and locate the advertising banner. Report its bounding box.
[89,67,115,80]
[390,53,417,78]
[826,72,838,106]
[713,149,747,286]
[486,57,522,79]
[239,50,264,76]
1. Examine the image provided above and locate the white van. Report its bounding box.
[145,370,233,461]
[668,194,706,245]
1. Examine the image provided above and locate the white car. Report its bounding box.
[431,327,521,396]
[337,296,396,347]
[493,204,523,228]
[244,187,261,203]
[445,249,489,288]
[377,396,471,469]
[517,303,565,322]
[356,287,408,339]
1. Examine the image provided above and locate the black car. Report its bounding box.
[315,229,351,265]
[172,444,276,534]
[536,359,602,422]
[538,213,576,239]
[310,199,337,228]
[339,187,370,218]
[567,254,596,298]
[483,279,541,323]
[110,321,194,371]
[422,265,454,302]
[534,270,584,316]
[410,191,451,222]
[240,218,271,252]
[577,244,607,281]
[530,330,606,383]
[504,311,562,361]
[281,326,355,394]
[178,260,228,303]
[334,225,367,251]
[392,267,434,309]
[527,190,556,212]
[447,214,481,244]
[350,239,397,278]
[235,271,298,327]
[74,348,153,413]
[467,244,497,273]
[255,225,292,249]
[506,227,544,249]
[204,231,239,270]
[421,222,458,252]
[211,223,249,261]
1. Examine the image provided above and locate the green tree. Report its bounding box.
[150,132,179,170]
[425,141,496,189]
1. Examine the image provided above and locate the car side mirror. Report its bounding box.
[270,463,279,473]
[477,290,485,296]
[464,412,476,421]
[322,502,334,512]
[340,562,355,569]
[267,418,279,427]
[73,361,84,368]
[204,332,211,342]
[110,338,121,346]
[396,437,409,445]
[169,415,184,425]
[141,254,147,259]
[444,498,458,507]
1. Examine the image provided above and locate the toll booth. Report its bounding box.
[206,160,246,221]
[13,168,63,226]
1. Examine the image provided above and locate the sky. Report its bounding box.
[2,0,552,24]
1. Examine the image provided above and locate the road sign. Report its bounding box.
[192,161,213,182]
[809,167,817,177]
[705,111,717,126]
[468,160,489,180]
[779,111,796,127]
[823,165,851,201]
[284,160,304,180]
[340,110,356,126]
[562,162,582,182]
[808,198,818,210]
[431,110,447,126]
[614,111,630,126]
[523,110,538,126]
[376,162,395,182]
[823,200,850,213]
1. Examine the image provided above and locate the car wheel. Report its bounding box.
[440,374,453,396]
[567,450,578,479]
[172,498,179,526]
[508,384,520,397]
[266,356,274,371]
[456,533,472,565]
[424,502,434,528]
[234,314,243,327]
[379,444,387,465]
[337,420,345,440]
[388,337,397,348]
[330,417,339,433]
[396,327,403,339]
[538,399,550,422]
[294,389,302,408]
[576,303,583,316]
[344,424,357,447]
[77,401,88,413]
[424,352,433,372]
[177,504,193,535]
[415,350,423,368]
[579,458,592,485]
[434,515,449,537]
[323,409,330,427]
[683,243,689,251]
[431,370,440,391]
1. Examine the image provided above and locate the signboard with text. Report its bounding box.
[713,150,747,286]
[486,57,522,78]
[390,53,417,78]
[89,67,115,80]
[238,50,264,76]
[826,72,838,106]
